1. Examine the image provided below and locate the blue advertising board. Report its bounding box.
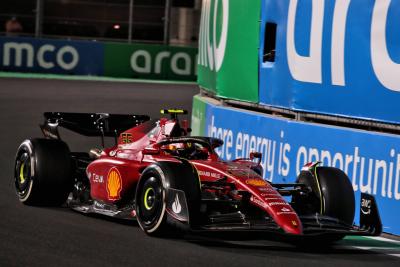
[194,95,400,235]
[259,0,400,125]
[0,37,103,75]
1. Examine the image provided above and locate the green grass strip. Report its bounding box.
[342,236,400,249]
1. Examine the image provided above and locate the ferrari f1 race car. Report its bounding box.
[14,109,382,243]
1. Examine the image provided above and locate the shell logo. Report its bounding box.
[107,167,122,200]
[245,179,267,187]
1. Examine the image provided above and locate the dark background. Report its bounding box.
[0,0,198,43]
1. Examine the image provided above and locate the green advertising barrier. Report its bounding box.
[197,0,260,102]
[191,95,208,136]
[104,42,197,81]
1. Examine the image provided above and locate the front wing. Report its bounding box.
[171,192,382,237]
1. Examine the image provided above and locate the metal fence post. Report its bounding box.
[163,0,172,45]
[35,0,43,37]
[128,0,134,43]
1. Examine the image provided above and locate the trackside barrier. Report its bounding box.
[197,0,400,124]
[259,0,400,124]
[0,36,197,81]
[197,0,260,101]
[104,42,197,81]
[192,94,400,235]
[0,36,103,75]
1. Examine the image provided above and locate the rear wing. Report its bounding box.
[40,112,150,141]
[160,109,188,120]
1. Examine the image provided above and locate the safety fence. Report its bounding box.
[0,0,201,47]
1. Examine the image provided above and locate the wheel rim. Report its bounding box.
[15,151,32,199]
[138,176,163,228]
[143,187,155,210]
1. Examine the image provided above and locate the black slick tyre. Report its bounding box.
[294,166,355,244]
[135,165,168,236]
[135,161,201,236]
[14,138,73,206]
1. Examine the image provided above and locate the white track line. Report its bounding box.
[352,236,400,259]
[354,246,398,250]
[365,236,400,244]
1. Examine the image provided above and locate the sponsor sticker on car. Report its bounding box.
[106,167,122,200]
[245,179,267,187]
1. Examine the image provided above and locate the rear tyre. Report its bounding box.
[294,166,355,244]
[14,139,73,206]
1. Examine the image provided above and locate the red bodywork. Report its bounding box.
[86,118,302,235]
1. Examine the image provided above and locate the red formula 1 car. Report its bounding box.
[14,109,382,243]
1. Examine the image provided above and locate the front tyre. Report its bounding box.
[14,139,73,206]
[135,166,168,235]
[296,166,355,225]
[293,166,355,244]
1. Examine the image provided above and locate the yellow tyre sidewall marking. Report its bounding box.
[19,162,25,184]
[144,187,154,210]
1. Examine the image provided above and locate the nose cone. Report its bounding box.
[234,175,304,235]
[280,215,303,235]
[265,199,303,235]
[248,187,303,235]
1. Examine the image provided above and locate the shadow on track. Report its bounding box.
[182,232,385,256]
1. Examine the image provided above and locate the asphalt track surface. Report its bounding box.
[0,77,399,267]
